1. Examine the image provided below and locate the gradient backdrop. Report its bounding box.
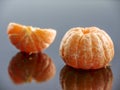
[0,0,120,90]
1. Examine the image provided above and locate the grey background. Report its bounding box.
[0,0,120,90]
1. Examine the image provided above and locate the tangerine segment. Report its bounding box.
[59,27,114,69]
[7,23,56,53]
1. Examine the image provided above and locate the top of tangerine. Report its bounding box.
[68,26,103,35]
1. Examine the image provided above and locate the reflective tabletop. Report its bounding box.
[0,0,120,90]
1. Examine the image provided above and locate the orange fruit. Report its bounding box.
[59,27,114,69]
[8,52,56,84]
[7,23,56,53]
[60,65,113,90]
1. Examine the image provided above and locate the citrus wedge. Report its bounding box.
[7,23,56,53]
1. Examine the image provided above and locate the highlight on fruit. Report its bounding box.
[59,27,114,69]
[7,23,57,53]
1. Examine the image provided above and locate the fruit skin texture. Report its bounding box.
[59,27,114,69]
[7,23,56,53]
[8,52,56,84]
[60,65,113,90]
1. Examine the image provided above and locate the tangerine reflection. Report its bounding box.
[8,52,56,84]
[60,66,113,90]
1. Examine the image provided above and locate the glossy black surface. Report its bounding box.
[0,0,120,90]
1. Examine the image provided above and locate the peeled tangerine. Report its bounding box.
[7,23,56,53]
[59,27,114,69]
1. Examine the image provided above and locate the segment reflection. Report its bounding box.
[8,52,56,84]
